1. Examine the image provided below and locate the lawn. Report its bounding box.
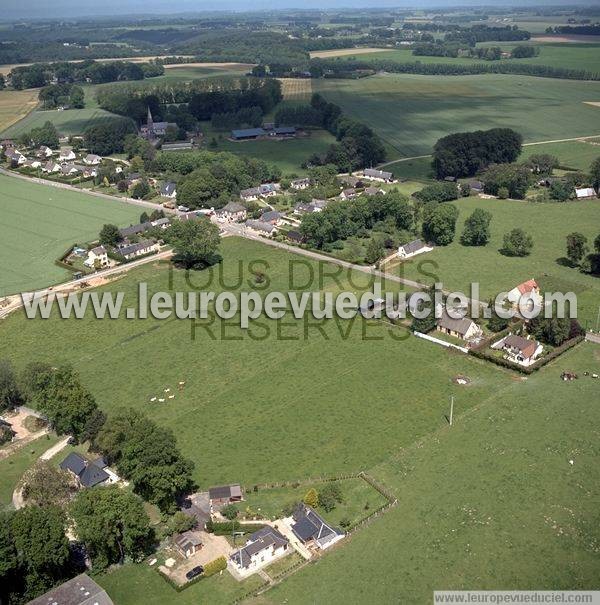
[0,174,141,295]
[202,128,336,174]
[313,73,600,159]
[521,137,600,172]
[0,434,59,510]
[0,88,39,133]
[0,236,513,488]
[242,477,388,527]
[255,343,600,604]
[394,196,600,328]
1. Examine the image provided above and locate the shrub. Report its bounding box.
[204,556,227,577]
[221,504,239,520]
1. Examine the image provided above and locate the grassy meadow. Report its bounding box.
[314,73,600,159]
[254,343,600,604]
[395,196,600,328]
[0,174,140,295]
[0,237,513,487]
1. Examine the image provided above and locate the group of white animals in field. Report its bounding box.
[149,381,186,403]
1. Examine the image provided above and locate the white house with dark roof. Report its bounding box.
[437,311,482,341]
[259,210,283,225]
[217,202,247,222]
[84,245,109,269]
[229,527,290,577]
[362,168,394,183]
[5,149,25,165]
[240,187,261,202]
[291,177,311,190]
[84,153,102,165]
[42,160,61,173]
[289,504,344,550]
[160,181,177,198]
[59,147,76,162]
[60,452,112,488]
[397,239,432,259]
[245,220,277,235]
[492,333,543,367]
[117,240,160,260]
[37,145,54,158]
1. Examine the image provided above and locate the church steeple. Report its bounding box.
[147,106,153,129]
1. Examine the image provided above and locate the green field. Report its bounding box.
[396,196,600,328]
[521,137,600,171]
[340,42,600,73]
[314,73,600,159]
[203,128,336,174]
[256,343,600,604]
[0,174,141,295]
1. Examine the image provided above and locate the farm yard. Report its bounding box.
[313,73,600,159]
[0,174,140,295]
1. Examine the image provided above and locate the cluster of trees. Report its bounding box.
[310,58,600,82]
[460,208,492,246]
[482,163,531,199]
[303,483,344,514]
[211,106,263,130]
[432,128,523,179]
[154,150,280,209]
[93,408,194,512]
[307,94,386,171]
[39,83,84,109]
[414,182,461,203]
[20,363,106,443]
[16,121,59,149]
[274,105,324,128]
[547,24,600,35]
[166,218,222,269]
[84,118,137,155]
[512,45,539,59]
[472,46,502,61]
[565,232,600,274]
[10,59,164,90]
[444,25,531,45]
[501,228,534,257]
[528,317,584,347]
[412,42,462,58]
[299,190,413,250]
[422,203,459,246]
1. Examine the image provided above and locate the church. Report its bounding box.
[140,107,177,140]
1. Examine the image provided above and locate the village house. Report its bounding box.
[291,177,311,190]
[437,312,482,341]
[27,574,114,605]
[84,245,109,269]
[340,188,357,200]
[42,160,61,173]
[160,181,177,198]
[397,239,433,259]
[217,202,247,222]
[229,527,290,577]
[240,187,261,202]
[339,175,362,188]
[289,504,344,550]
[22,159,42,169]
[117,240,160,260]
[125,173,142,188]
[293,199,328,215]
[469,180,484,193]
[84,153,102,165]
[287,230,304,243]
[61,163,81,176]
[174,531,203,559]
[506,278,543,311]
[60,452,113,488]
[152,217,171,230]
[362,168,394,183]
[5,149,25,165]
[574,187,597,200]
[259,183,281,197]
[245,219,278,235]
[208,484,243,510]
[36,145,54,158]
[82,166,98,179]
[58,147,76,162]
[364,186,385,196]
[259,210,283,225]
[496,334,543,367]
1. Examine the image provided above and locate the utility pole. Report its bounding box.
[595,305,600,332]
[449,395,454,426]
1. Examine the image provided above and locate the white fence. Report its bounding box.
[413,331,469,354]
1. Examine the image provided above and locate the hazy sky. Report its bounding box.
[1,0,579,21]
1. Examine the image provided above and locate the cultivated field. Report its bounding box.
[277,78,313,102]
[396,196,600,328]
[0,89,39,133]
[0,174,140,296]
[314,73,600,159]
[309,47,391,59]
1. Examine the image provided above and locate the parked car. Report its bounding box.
[178,205,190,212]
[185,566,204,580]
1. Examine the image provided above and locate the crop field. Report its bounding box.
[0,89,39,133]
[396,196,600,328]
[278,77,313,102]
[258,342,600,604]
[0,174,140,296]
[204,128,336,174]
[314,73,600,159]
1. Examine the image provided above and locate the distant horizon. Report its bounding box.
[2,0,599,22]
